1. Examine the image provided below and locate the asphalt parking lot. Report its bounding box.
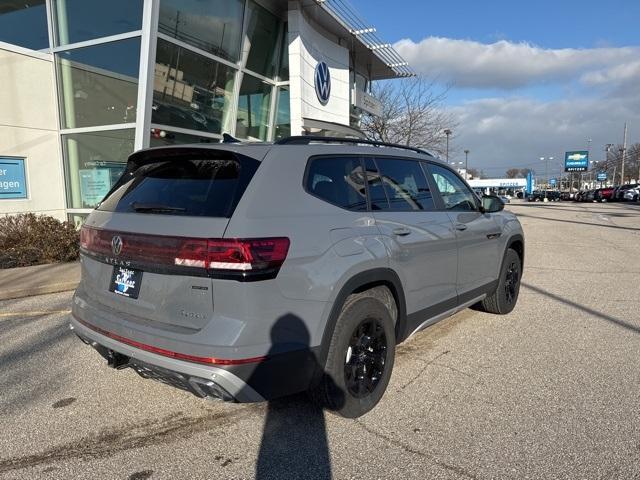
[1,200,639,480]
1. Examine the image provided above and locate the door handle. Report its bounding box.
[392,227,412,236]
[454,223,468,231]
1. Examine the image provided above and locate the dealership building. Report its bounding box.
[0,0,412,223]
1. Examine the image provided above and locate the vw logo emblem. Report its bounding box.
[111,236,123,256]
[314,61,331,106]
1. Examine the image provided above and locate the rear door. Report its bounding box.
[365,156,458,316]
[425,162,501,302]
[80,147,260,331]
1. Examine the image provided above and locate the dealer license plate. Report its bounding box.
[109,266,143,299]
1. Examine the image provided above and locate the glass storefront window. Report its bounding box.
[245,1,280,78]
[279,23,289,81]
[57,38,140,129]
[236,75,272,141]
[153,39,235,135]
[0,1,48,50]
[53,0,143,46]
[150,128,216,147]
[158,0,244,62]
[274,87,290,140]
[63,129,135,209]
[67,213,88,227]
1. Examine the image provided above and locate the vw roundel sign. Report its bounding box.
[314,61,331,106]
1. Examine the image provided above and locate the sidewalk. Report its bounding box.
[0,262,80,301]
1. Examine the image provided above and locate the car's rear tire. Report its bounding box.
[311,289,396,418]
[480,248,522,314]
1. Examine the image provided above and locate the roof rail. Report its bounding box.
[274,136,432,156]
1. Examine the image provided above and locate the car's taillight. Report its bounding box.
[175,238,290,272]
[80,225,111,256]
[79,226,290,281]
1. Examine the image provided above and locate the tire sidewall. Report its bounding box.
[324,297,396,418]
[496,249,522,314]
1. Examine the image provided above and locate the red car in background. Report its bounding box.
[595,187,615,202]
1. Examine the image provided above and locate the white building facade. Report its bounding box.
[0,0,411,223]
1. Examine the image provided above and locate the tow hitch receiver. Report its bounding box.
[107,349,130,369]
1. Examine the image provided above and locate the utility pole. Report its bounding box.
[604,144,613,187]
[620,122,627,185]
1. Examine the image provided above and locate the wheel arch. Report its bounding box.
[317,268,408,368]
[506,234,525,269]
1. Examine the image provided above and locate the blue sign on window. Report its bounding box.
[0,158,27,199]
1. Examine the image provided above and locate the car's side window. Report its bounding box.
[305,156,368,211]
[427,163,478,212]
[363,157,390,210]
[366,157,436,211]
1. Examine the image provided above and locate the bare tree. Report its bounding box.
[598,143,640,183]
[519,168,532,178]
[467,168,480,179]
[505,168,519,178]
[361,76,457,157]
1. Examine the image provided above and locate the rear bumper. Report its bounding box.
[70,315,320,402]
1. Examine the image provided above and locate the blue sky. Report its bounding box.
[352,0,640,49]
[350,0,640,177]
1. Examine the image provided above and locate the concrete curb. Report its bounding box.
[0,262,80,301]
[0,281,79,301]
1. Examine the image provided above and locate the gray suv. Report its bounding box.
[70,137,524,418]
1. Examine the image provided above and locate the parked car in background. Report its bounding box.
[526,191,543,202]
[585,190,597,202]
[622,186,640,202]
[499,195,511,204]
[560,192,573,201]
[575,190,590,202]
[595,187,615,202]
[527,190,560,202]
[614,184,640,201]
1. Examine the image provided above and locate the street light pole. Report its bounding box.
[584,137,592,193]
[540,156,548,200]
[464,149,469,179]
[604,143,613,187]
[444,129,452,163]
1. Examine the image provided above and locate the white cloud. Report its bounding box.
[448,95,640,175]
[392,36,640,173]
[393,37,640,89]
[581,60,640,87]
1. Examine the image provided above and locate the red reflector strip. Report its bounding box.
[74,316,266,366]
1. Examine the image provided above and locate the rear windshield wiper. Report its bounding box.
[130,202,186,213]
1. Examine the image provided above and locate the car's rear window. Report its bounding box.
[98,155,257,217]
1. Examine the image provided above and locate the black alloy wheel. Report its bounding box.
[479,247,522,314]
[344,318,388,398]
[311,287,396,418]
[504,261,520,305]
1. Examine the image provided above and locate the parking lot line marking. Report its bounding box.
[0,309,71,318]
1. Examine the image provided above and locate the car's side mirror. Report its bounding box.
[482,195,504,213]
